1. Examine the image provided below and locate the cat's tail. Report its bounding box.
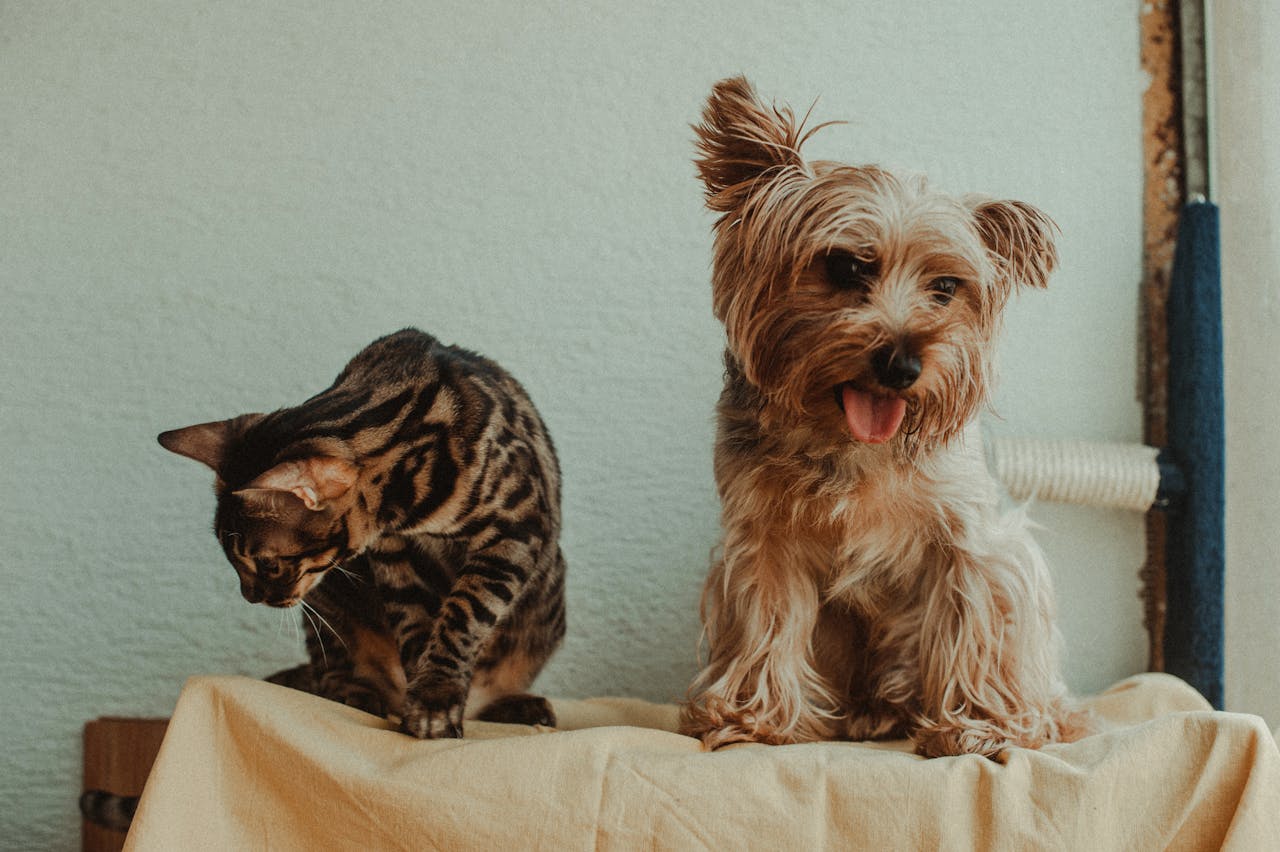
[79,789,138,833]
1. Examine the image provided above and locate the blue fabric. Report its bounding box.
[1164,200,1225,709]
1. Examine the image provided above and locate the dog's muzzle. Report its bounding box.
[872,347,922,390]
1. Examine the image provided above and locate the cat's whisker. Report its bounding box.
[160,329,566,739]
[329,560,362,583]
[298,601,328,668]
[301,599,347,651]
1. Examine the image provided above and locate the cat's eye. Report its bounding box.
[255,558,284,579]
[824,251,877,293]
[929,277,960,304]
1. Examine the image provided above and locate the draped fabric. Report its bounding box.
[127,673,1280,851]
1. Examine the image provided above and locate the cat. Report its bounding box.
[161,327,567,735]
[81,328,567,831]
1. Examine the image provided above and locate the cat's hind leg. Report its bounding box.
[473,693,555,726]
[465,650,556,726]
[265,662,316,692]
[265,660,391,716]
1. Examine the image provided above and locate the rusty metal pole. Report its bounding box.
[1139,0,1186,672]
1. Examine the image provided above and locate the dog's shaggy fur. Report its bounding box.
[679,77,1088,757]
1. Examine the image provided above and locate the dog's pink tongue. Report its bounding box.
[841,385,907,444]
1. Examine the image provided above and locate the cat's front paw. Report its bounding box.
[400,683,467,739]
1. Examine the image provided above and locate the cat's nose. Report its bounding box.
[240,581,264,604]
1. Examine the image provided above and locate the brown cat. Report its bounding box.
[80,329,567,832]
[158,327,567,738]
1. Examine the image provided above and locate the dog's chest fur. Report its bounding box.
[719,388,994,613]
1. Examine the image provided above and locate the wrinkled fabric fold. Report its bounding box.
[127,673,1280,851]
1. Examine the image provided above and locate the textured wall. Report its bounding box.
[1212,4,1280,725]
[0,2,1145,846]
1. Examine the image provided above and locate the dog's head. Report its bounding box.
[695,76,1056,450]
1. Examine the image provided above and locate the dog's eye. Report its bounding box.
[929,277,960,304]
[824,252,876,293]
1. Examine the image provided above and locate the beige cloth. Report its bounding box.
[127,673,1280,851]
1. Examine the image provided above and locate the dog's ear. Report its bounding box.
[970,199,1059,290]
[694,76,814,212]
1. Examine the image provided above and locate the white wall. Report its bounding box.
[0,2,1147,846]
[1211,3,1280,723]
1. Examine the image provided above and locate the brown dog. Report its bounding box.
[679,77,1087,757]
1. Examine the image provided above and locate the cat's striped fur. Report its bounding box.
[81,329,567,832]
[79,790,137,833]
[160,328,567,735]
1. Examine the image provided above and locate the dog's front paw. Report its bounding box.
[913,723,1013,759]
[700,724,771,750]
[400,681,467,739]
[680,702,787,749]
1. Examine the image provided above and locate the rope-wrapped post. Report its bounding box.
[1163,200,1225,709]
[985,202,1225,710]
[985,436,1163,513]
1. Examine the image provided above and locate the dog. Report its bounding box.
[679,76,1087,758]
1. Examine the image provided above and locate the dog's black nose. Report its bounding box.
[872,347,922,390]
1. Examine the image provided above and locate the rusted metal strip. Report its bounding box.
[1139,0,1186,672]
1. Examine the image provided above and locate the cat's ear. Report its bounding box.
[158,414,263,472]
[158,420,233,471]
[230,487,309,520]
[242,457,358,511]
